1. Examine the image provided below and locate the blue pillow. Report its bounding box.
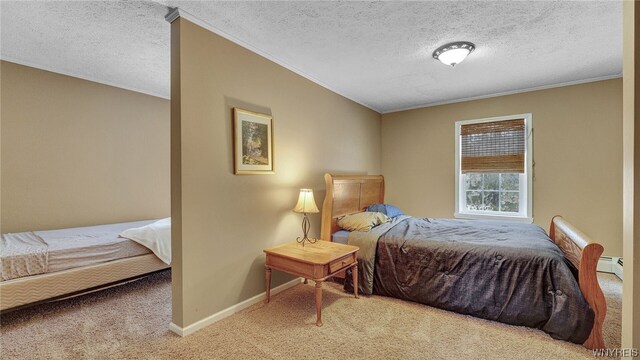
[384,204,405,218]
[366,204,387,214]
[366,204,404,218]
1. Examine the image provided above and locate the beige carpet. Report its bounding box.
[0,271,622,360]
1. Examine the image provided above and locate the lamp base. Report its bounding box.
[297,213,319,246]
[296,236,319,247]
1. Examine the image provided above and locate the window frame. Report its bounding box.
[454,113,533,223]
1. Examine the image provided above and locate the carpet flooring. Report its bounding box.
[0,271,622,360]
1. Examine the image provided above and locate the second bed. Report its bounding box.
[1,220,170,311]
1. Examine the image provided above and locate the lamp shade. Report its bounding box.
[293,189,319,214]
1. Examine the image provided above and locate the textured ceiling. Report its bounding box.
[0,1,622,113]
[0,1,170,98]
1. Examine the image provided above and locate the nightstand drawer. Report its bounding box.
[329,254,355,273]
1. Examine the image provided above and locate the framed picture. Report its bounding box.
[233,108,274,174]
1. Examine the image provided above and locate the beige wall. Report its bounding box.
[0,61,170,232]
[622,0,640,351]
[171,19,381,327]
[382,79,623,257]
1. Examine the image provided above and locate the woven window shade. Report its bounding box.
[460,119,525,173]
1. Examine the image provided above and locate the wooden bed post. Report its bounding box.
[549,216,606,350]
[321,174,335,241]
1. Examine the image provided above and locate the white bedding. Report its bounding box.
[1,232,49,281]
[119,218,171,265]
[1,220,155,281]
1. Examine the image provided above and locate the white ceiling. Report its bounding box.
[0,1,622,113]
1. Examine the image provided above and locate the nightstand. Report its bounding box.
[263,240,359,326]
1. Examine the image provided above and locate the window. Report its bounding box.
[454,114,532,222]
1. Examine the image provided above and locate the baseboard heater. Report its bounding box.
[597,256,622,280]
[613,258,623,280]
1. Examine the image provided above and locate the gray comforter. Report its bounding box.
[345,216,594,344]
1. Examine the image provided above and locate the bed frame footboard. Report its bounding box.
[549,216,606,350]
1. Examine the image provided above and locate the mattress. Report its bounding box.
[345,216,594,344]
[1,220,156,281]
[332,230,350,244]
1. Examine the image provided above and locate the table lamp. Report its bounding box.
[293,188,320,246]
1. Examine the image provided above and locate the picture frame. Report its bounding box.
[232,108,274,174]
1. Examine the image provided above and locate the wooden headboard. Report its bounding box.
[320,173,385,241]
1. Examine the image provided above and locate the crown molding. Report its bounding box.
[383,73,622,114]
[164,7,180,23]
[163,7,379,113]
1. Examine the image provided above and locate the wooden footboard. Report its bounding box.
[549,216,606,350]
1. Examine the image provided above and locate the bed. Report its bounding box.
[320,173,606,350]
[1,220,170,311]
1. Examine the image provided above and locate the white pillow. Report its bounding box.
[120,218,171,265]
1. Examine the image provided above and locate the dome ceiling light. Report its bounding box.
[432,41,476,67]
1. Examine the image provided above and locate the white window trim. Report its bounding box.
[454,113,533,223]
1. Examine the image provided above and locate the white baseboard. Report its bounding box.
[169,277,303,337]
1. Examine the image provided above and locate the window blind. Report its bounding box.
[460,119,525,173]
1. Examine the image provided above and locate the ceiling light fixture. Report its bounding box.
[432,41,475,67]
